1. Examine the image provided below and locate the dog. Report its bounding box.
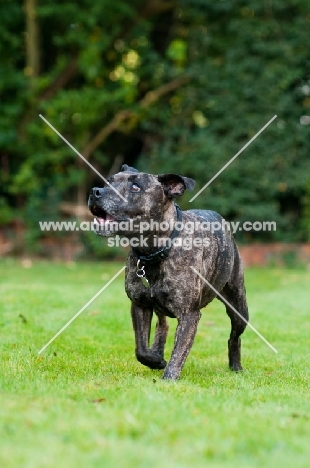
[88,164,249,380]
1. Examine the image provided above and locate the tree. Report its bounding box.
[138,0,310,241]
[0,0,309,253]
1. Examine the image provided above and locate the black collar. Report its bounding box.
[131,203,183,265]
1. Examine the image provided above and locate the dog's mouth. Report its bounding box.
[90,205,116,227]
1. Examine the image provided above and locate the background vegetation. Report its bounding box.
[1,0,310,255]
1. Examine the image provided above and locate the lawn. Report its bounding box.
[0,258,310,468]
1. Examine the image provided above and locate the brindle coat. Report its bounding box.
[88,165,249,380]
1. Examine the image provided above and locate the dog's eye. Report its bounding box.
[131,183,141,192]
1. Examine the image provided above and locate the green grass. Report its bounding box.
[1,258,310,468]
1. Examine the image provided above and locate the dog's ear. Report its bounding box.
[121,164,139,173]
[158,173,195,198]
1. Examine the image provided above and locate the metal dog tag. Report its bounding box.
[136,260,150,289]
[140,276,149,288]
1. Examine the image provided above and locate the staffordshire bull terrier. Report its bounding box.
[88,164,249,380]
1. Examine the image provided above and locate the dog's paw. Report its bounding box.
[229,363,243,372]
[136,350,167,370]
[162,368,179,380]
[150,358,167,370]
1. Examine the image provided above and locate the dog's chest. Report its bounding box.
[126,275,170,313]
[125,266,196,318]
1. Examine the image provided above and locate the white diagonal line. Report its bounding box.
[189,115,277,202]
[190,266,278,353]
[38,266,126,354]
[39,114,127,202]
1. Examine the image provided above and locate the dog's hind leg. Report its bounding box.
[220,251,249,372]
[131,302,167,370]
[151,313,169,360]
[223,286,248,371]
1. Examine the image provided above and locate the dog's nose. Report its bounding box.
[91,187,103,199]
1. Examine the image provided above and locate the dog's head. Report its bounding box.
[88,165,195,236]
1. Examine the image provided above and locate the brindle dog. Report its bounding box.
[88,165,249,380]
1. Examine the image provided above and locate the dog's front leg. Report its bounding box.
[163,311,201,380]
[131,302,167,370]
[151,313,169,359]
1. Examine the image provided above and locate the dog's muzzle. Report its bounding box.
[88,187,117,229]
